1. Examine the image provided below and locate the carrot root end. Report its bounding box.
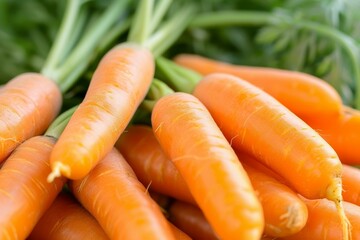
[326,177,351,240]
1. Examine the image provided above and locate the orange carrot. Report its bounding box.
[48,43,154,181]
[0,73,62,163]
[0,136,66,239]
[305,106,360,165]
[69,148,175,240]
[168,221,192,240]
[174,54,342,118]
[168,201,219,240]
[28,192,109,240]
[241,162,308,237]
[342,164,360,206]
[152,92,264,240]
[116,125,194,204]
[193,73,349,239]
[281,198,360,240]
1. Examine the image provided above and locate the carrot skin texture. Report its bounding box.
[50,43,154,180]
[342,164,360,206]
[168,221,192,240]
[281,198,360,240]
[241,162,308,237]
[174,54,342,118]
[116,125,195,204]
[193,73,342,201]
[152,92,264,240]
[0,136,66,240]
[70,148,175,240]
[28,192,109,240]
[0,73,62,162]
[305,108,360,165]
[169,201,219,240]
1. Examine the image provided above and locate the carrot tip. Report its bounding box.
[47,162,70,183]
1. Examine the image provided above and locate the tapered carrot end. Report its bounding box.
[47,162,70,183]
[326,177,352,240]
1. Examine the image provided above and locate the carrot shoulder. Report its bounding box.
[0,136,66,240]
[28,192,109,240]
[0,73,62,162]
[49,43,154,180]
[116,125,194,204]
[69,148,175,240]
[152,92,264,240]
[174,53,342,118]
[193,73,349,239]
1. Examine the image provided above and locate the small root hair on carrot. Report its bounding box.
[47,162,70,183]
[145,181,152,194]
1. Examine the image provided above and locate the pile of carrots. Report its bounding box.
[1,0,360,240]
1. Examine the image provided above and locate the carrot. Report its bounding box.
[193,73,349,239]
[342,164,360,206]
[69,148,175,240]
[48,43,154,181]
[281,198,360,240]
[241,162,308,237]
[305,106,360,165]
[174,54,342,118]
[168,221,193,240]
[116,125,194,203]
[0,0,129,163]
[152,92,264,240]
[28,192,109,240]
[168,201,219,240]
[0,73,61,163]
[0,135,66,239]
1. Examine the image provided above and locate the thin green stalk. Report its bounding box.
[98,18,132,54]
[191,11,273,28]
[190,10,360,108]
[127,0,154,44]
[156,57,201,93]
[141,78,174,111]
[45,105,78,138]
[58,7,89,64]
[60,59,90,93]
[149,0,172,34]
[60,20,131,93]
[55,0,130,90]
[41,0,82,77]
[146,4,197,57]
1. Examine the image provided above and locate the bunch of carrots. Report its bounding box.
[1,0,360,239]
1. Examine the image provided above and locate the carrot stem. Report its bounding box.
[41,0,82,78]
[145,4,197,57]
[55,0,130,91]
[127,0,154,44]
[149,0,173,34]
[155,56,201,93]
[141,79,174,112]
[190,10,360,109]
[58,7,89,63]
[45,105,78,139]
